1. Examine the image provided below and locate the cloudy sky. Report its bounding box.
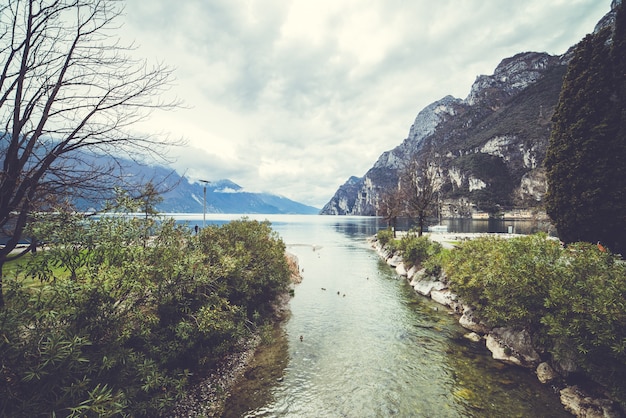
[119,1,610,208]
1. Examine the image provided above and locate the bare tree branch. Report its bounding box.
[0,0,182,305]
[398,150,443,236]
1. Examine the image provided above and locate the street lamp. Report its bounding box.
[199,180,210,228]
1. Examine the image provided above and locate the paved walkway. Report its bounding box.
[394,231,526,249]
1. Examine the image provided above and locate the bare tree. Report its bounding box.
[398,152,443,236]
[378,187,403,238]
[0,0,180,305]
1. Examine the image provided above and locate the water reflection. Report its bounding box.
[332,217,387,238]
[222,325,290,418]
[173,213,553,237]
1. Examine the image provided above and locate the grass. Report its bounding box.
[2,251,70,289]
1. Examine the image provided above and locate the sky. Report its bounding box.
[119,0,611,208]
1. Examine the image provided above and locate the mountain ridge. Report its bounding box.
[75,157,319,214]
[320,5,616,217]
[150,174,319,215]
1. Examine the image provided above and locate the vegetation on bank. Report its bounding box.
[0,212,291,417]
[377,229,626,407]
[377,229,444,276]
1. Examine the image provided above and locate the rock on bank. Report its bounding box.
[369,234,622,418]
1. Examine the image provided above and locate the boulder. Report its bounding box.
[395,263,407,277]
[406,265,420,281]
[430,289,463,312]
[387,254,403,267]
[486,334,523,366]
[464,332,482,343]
[409,269,427,286]
[458,307,490,334]
[413,278,447,297]
[560,386,622,418]
[536,362,559,384]
[381,248,393,260]
[485,327,541,368]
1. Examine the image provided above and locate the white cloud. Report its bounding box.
[119,0,611,208]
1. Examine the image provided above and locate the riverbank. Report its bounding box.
[371,233,623,418]
[169,252,302,417]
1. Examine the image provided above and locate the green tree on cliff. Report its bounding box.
[545,2,626,255]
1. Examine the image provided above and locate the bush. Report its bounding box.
[376,229,394,246]
[422,244,447,276]
[397,231,443,269]
[444,234,626,407]
[445,233,561,328]
[195,219,290,321]
[0,214,291,416]
[542,242,626,403]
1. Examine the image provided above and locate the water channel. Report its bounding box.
[179,214,567,417]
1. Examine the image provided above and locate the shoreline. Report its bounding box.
[169,251,302,417]
[169,337,260,418]
[370,234,622,418]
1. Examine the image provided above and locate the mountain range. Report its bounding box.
[76,158,319,215]
[157,177,320,214]
[320,3,617,217]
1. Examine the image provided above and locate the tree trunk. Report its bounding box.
[418,215,425,237]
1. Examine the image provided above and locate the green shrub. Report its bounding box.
[397,232,443,269]
[445,233,561,328]
[423,244,447,276]
[542,242,626,404]
[0,214,291,416]
[376,229,394,246]
[399,233,430,267]
[444,234,626,407]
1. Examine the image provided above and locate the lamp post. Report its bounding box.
[199,180,210,228]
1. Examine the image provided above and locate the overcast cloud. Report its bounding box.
[119,1,610,208]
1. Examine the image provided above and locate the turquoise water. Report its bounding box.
[177,215,568,418]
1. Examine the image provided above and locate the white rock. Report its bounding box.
[464,332,482,343]
[387,254,403,267]
[430,289,460,310]
[395,263,407,277]
[485,327,541,368]
[413,279,446,297]
[459,308,490,334]
[485,334,523,367]
[409,269,427,286]
[406,265,420,280]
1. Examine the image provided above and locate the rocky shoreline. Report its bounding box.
[169,252,302,417]
[370,234,623,418]
[169,337,260,418]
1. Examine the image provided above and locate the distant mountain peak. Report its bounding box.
[66,157,318,214]
[202,179,243,192]
[466,52,562,106]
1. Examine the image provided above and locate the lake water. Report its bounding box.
[175,214,567,418]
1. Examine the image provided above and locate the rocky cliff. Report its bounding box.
[321,6,616,217]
